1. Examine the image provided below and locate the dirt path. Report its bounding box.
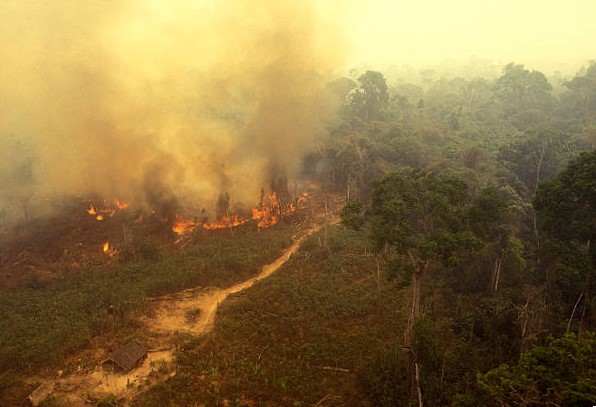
[33,216,331,406]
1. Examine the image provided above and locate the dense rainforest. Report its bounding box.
[311,61,596,405]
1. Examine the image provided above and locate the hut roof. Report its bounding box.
[108,340,147,372]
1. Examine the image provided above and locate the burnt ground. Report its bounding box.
[0,188,340,292]
[0,198,200,291]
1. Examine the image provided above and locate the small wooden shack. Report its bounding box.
[107,340,147,372]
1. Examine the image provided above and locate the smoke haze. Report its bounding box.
[0,0,346,221]
[349,0,596,72]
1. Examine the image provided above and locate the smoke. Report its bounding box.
[0,0,346,221]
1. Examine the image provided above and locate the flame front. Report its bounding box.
[202,215,249,231]
[170,192,307,236]
[102,241,110,253]
[171,215,250,234]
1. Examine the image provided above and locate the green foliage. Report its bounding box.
[412,317,495,405]
[564,61,596,119]
[340,199,365,231]
[0,226,293,380]
[350,70,389,121]
[468,186,510,240]
[369,170,471,259]
[498,130,588,196]
[478,332,596,406]
[494,63,554,115]
[457,186,528,292]
[533,149,596,334]
[534,149,596,249]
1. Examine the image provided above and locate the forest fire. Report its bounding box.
[102,241,110,253]
[170,192,307,235]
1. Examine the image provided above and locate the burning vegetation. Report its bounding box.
[0,186,312,291]
[171,191,309,235]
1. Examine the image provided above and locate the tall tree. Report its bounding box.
[565,62,596,121]
[494,63,553,113]
[350,70,389,121]
[346,170,479,402]
[468,186,526,293]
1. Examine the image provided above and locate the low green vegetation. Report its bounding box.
[132,227,409,406]
[0,225,293,403]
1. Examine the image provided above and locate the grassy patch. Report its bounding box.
[133,226,409,406]
[0,225,293,403]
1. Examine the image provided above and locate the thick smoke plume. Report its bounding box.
[0,0,345,222]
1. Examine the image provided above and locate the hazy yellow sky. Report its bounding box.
[347,0,596,70]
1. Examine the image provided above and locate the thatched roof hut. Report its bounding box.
[107,340,147,372]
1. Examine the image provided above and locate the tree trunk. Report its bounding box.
[406,257,428,347]
[518,286,545,353]
[346,174,351,202]
[415,363,423,407]
[323,199,328,248]
[578,291,589,340]
[376,256,381,313]
[566,292,584,334]
[405,257,429,406]
[492,250,504,292]
[20,196,30,223]
[532,147,545,249]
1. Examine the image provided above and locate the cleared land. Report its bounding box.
[132,226,409,406]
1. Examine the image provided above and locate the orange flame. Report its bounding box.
[250,192,301,229]
[169,192,307,236]
[172,218,195,235]
[114,199,129,210]
[172,214,251,234]
[252,205,277,228]
[102,241,117,257]
[202,215,249,231]
[85,198,129,221]
[86,205,97,215]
